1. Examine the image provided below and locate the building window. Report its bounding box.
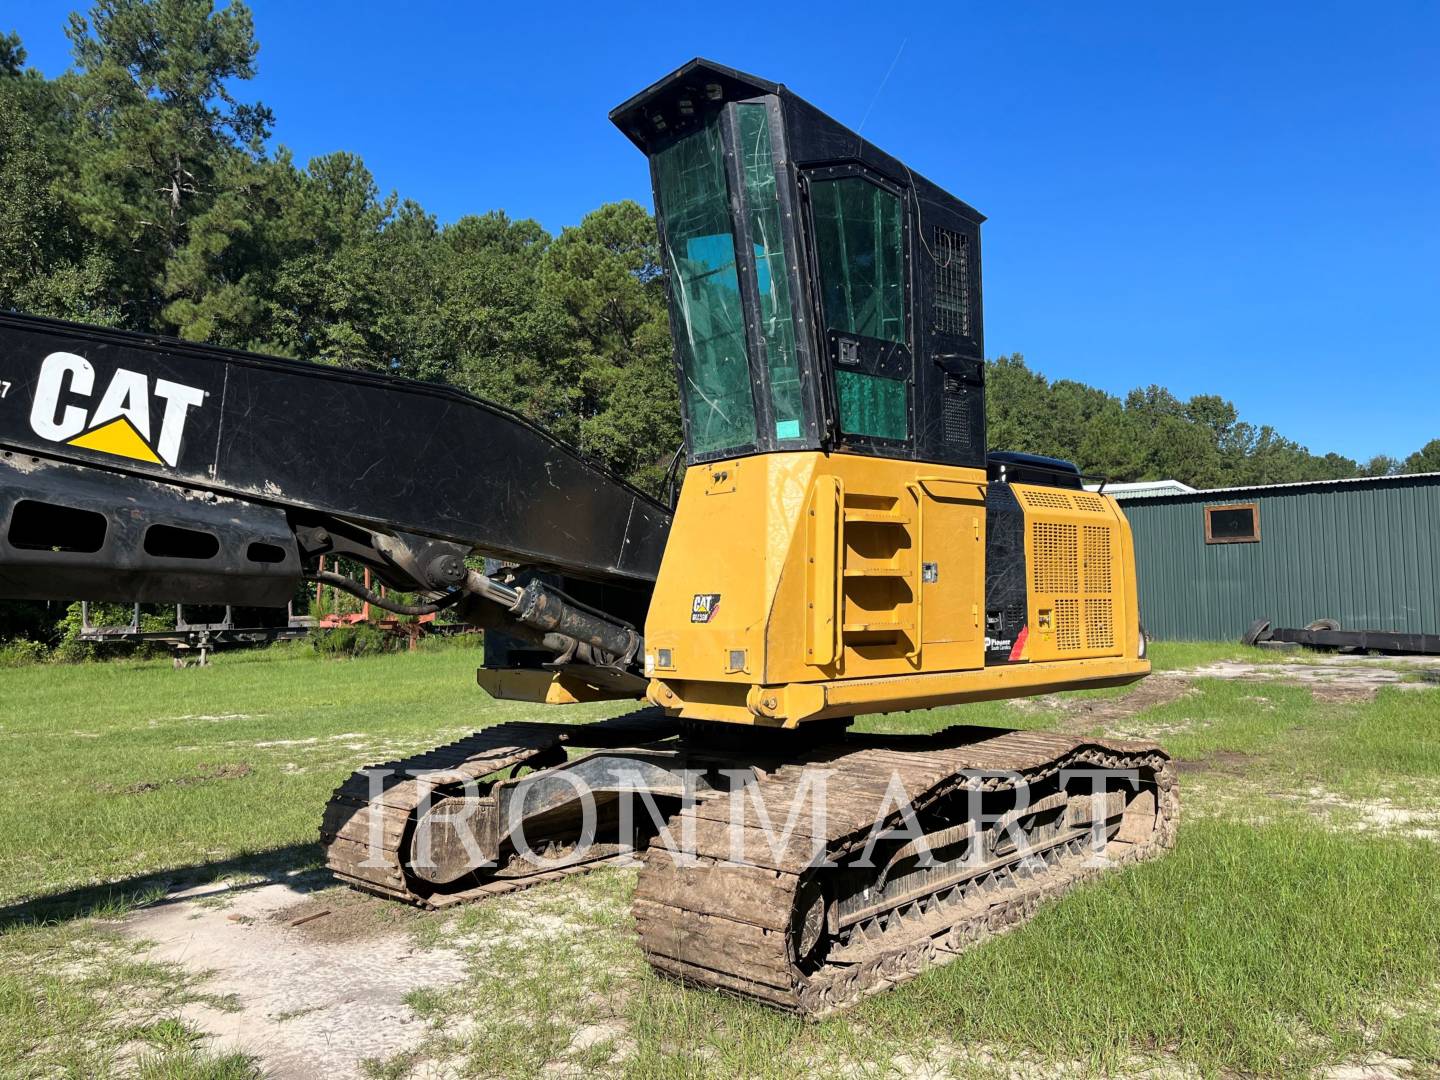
[1205,503,1260,544]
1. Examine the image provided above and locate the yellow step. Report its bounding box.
[843,509,910,525]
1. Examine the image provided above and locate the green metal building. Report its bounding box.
[1113,473,1440,642]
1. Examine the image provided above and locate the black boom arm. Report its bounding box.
[0,312,667,669]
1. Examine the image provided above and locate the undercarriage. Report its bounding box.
[321,713,1177,1012]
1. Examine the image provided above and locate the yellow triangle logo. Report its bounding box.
[67,417,162,464]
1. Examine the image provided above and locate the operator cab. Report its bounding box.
[612,59,987,470]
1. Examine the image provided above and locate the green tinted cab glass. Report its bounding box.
[653,119,757,456]
[835,370,907,441]
[810,176,905,344]
[735,104,804,444]
[810,176,908,441]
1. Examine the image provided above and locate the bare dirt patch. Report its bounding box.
[1275,787,1440,841]
[119,875,470,1079]
[107,761,254,795]
[271,885,435,945]
[1176,749,1253,776]
[1195,781,1440,841]
[1046,677,1200,734]
[1175,656,1440,703]
[1025,655,1436,744]
[1318,1053,1416,1079]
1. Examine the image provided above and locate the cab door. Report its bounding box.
[800,165,914,456]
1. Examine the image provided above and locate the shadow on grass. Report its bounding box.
[0,841,327,927]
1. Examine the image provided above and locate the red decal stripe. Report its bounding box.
[1009,625,1029,662]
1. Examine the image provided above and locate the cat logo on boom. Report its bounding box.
[28,351,204,468]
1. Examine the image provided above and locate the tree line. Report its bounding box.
[0,1,680,494]
[2,0,1435,503]
[987,359,1439,488]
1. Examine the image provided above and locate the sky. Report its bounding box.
[6,0,1438,463]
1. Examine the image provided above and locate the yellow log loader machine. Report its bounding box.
[0,59,1176,1013]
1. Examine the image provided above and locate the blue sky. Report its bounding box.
[8,1,1438,462]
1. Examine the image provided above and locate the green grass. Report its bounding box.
[1,640,1437,1078]
[1145,639,1256,670]
[0,643,635,912]
[0,639,1297,911]
[0,644,636,1078]
[863,816,1440,1076]
[368,821,1440,1079]
[1095,677,1440,801]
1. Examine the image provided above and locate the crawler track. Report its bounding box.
[634,728,1177,1015]
[320,716,1176,1013]
[319,709,679,907]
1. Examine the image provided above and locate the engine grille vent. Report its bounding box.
[1023,489,1073,510]
[1085,598,1115,649]
[941,375,971,447]
[1083,525,1112,594]
[1055,598,1082,651]
[1032,522,1079,594]
[1031,515,1117,653]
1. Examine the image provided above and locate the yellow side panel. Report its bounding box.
[645,460,1149,726]
[1014,484,1126,663]
[804,475,842,667]
[645,453,991,721]
[915,476,986,647]
[643,454,818,688]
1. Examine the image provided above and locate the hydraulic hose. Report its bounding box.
[314,566,640,662]
[305,571,462,616]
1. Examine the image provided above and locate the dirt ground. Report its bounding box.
[115,875,469,1078]
[1170,654,1440,703]
[111,654,1439,1079]
[1024,654,1440,734]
